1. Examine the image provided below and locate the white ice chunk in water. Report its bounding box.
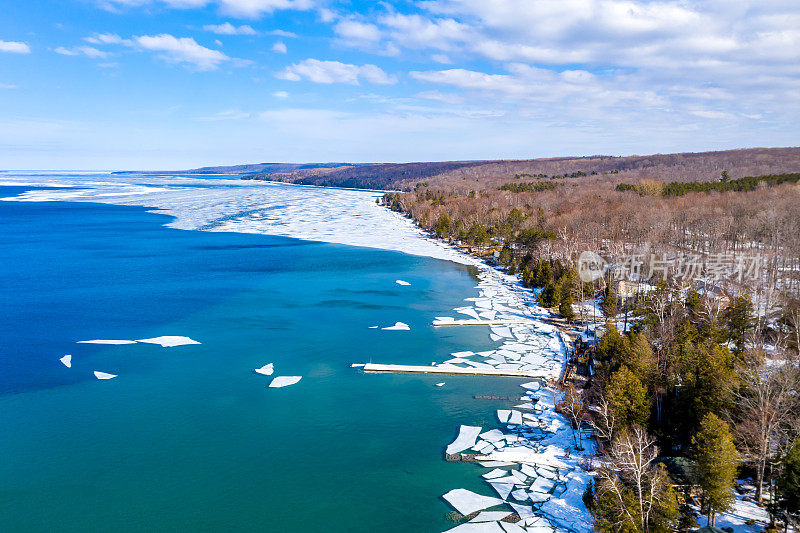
[446,425,482,455]
[444,522,505,533]
[499,521,527,533]
[60,354,72,368]
[470,511,513,523]
[78,339,137,345]
[268,376,302,388]
[435,382,445,387]
[254,363,274,376]
[488,482,515,500]
[511,489,529,501]
[497,410,511,423]
[382,322,410,331]
[508,502,535,519]
[351,363,365,367]
[395,279,411,286]
[93,371,117,380]
[508,410,523,425]
[368,326,379,329]
[442,489,504,516]
[136,336,201,347]
[482,469,508,480]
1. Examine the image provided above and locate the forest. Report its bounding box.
[381,165,800,532]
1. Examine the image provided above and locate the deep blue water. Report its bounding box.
[0,190,525,532]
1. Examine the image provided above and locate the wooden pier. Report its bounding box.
[361,363,545,378]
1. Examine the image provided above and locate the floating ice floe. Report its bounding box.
[435,382,445,387]
[368,326,379,329]
[59,354,72,368]
[382,322,410,331]
[498,521,526,533]
[395,279,411,286]
[446,425,482,455]
[136,336,201,347]
[488,482,515,500]
[93,371,117,380]
[254,363,274,376]
[442,488,504,516]
[444,522,505,533]
[268,376,302,388]
[470,511,513,523]
[78,339,137,345]
[351,363,365,368]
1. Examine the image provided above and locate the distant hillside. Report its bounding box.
[241,147,800,191]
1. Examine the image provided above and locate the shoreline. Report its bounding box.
[381,206,596,532]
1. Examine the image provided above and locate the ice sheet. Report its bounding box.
[59,354,72,368]
[442,489,504,516]
[254,363,274,376]
[446,425,482,455]
[382,322,410,330]
[136,336,201,347]
[268,376,302,388]
[78,339,136,345]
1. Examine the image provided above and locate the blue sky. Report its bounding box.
[1,0,799,169]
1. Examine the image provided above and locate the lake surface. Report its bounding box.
[0,178,526,532]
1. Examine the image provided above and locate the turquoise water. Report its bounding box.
[0,189,525,532]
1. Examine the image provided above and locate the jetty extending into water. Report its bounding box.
[361,363,546,378]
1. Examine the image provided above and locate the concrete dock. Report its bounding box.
[432,319,531,327]
[361,363,545,378]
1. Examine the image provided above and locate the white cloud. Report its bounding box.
[218,0,314,18]
[55,45,110,58]
[272,41,287,53]
[0,82,17,89]
[334,20,381,43]
[431,53,453,64]
[85,33,132,45]
[198,109,252,120]
[0,40,31,54]
[98,0,313,17]
[134,34,230,70]
[272,90,289,98]
[277,59,396,85]
[266,29,297,38]
[203,22,257,35]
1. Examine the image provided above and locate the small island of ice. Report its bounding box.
[59,354,72,368]
[93,371,117,380]
[136,336,201,347]
[268,376,302,388]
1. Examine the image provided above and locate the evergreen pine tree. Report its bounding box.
[606,366,650,430]
[692,413,739,526]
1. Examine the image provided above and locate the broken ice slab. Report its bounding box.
[136,336,201,347]
[469,511,513,523]
[59,354,72,368]
[268,376,302,388]
[382,321,410,330]
[254,363,274,376]
[78,339,136,345]
[481,469,509,480]
[395,279,411,286]
[441,488,504,516]
[488,482,515,500]
[497,410,511,423]
[446,425,482,455]
[93,371,117,380]
[444,522,505,533]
